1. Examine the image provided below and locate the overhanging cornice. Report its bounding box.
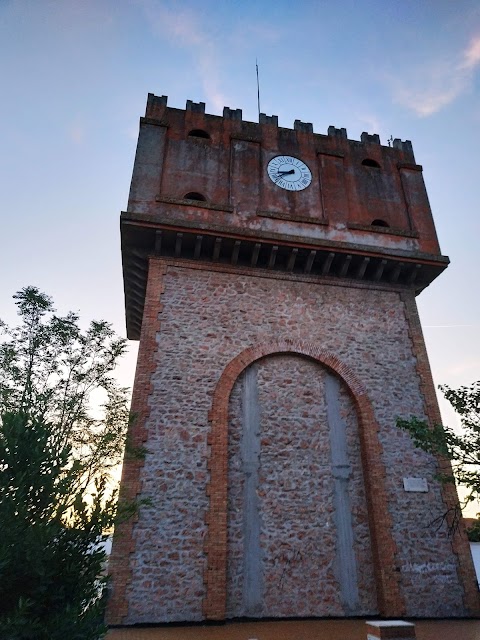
[121,214,449,340]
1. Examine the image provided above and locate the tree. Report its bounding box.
[397,381,480,535]
[0,287,130,639]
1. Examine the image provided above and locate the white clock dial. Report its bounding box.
[267,155,312,191]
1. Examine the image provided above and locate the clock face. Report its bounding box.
[267,155,312,191]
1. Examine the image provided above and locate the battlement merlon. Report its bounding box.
[143,93,415,161]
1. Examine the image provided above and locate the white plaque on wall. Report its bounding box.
[403,477,428,492]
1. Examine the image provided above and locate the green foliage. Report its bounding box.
[0,287,130,639]
[397,382,480,507]
[466,519,480,542]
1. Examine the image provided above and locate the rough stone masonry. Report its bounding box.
[107,94,479,625]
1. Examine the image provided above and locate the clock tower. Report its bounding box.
[107,94,479,625]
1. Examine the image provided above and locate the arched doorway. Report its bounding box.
[202,339,403,620]
[226,354,377,618]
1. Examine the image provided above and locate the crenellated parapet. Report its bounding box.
[223,106,242,120]
[327,126,348,139]
[145,93,167,120]
[144,93,412,154]
[361,132,381,145]
[294,120,313,134]
[259,113,279,126]
[393,138,414,154]
[186,99,205,113]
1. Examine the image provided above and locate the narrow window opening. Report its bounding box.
[362,158,381,168]
[188,129,210,139]
[184,192,207,202]
[371,219,389,228]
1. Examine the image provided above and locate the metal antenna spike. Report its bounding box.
[256,59,261,120]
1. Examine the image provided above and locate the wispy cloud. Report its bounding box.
[355,112,383,137]
[138,0,227,112]
[125,121,140,141]
[424,324,478,328]
[390,34,480,117]
[444,357,480,378]
[461,37,480,70]
[68,117,86,145]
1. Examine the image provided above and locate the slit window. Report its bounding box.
[362,158,381,168]
[188,129,210,139]
[184,192,207,202]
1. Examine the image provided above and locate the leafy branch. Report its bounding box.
[0,286,134,639]
[397,381,480,510]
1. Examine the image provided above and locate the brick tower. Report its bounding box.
[107,94,479,625]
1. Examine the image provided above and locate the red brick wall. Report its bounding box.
[106,260,166,625]
[130,99,441,257]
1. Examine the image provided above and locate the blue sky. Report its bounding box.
[2,0,480,446]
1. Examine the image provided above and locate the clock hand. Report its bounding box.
[274,169,295,184]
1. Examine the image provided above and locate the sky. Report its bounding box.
[1,0,480,495]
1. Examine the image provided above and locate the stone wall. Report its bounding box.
[110,258,468,623]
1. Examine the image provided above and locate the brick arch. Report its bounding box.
[202,338,404,620]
